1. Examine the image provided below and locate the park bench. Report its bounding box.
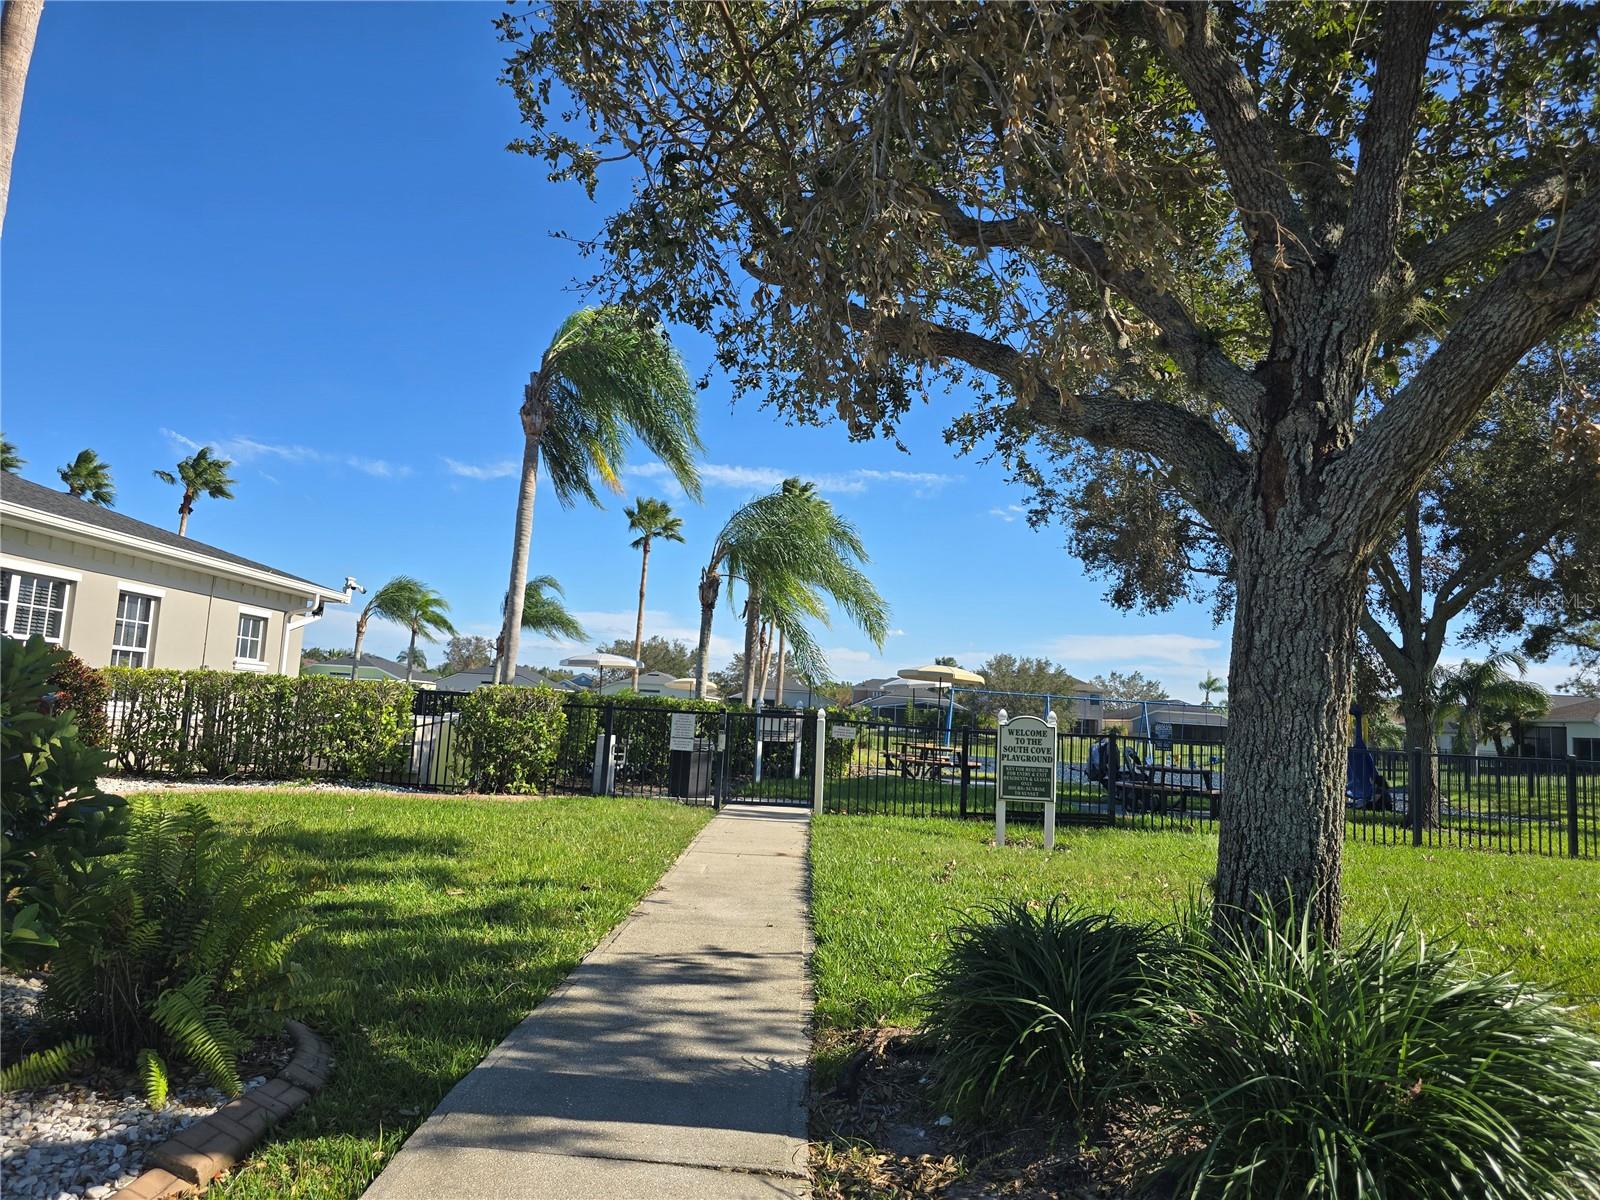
[1112,765,1220,815]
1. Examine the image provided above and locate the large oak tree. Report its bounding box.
[499,2,1600,935]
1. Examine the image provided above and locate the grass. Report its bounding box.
[811,814,1600,1038]
[122,787,711,1200]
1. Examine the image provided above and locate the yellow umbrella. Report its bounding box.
[897,665,985,740]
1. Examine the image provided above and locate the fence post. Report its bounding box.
[812,708,827,815]
[1569,756,1581,859]
[595,702,616,797]
[715,709,729,811]
[1410,746,1425,846]
[1107,729,1120,823]
[960,725,971,819]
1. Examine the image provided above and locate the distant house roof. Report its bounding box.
[435,666,548,691]
[854,677,893,691]
[1543,694,1600,724]
[1,473,345,599]
[305,654,439,684]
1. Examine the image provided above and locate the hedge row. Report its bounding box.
[102,668,416,781]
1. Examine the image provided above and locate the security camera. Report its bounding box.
[345,576,366,595]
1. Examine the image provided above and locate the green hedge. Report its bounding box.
[453,686,567,793]
[102,668,414,781]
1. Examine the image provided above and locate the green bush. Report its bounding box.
[923,899,1180,1126]
[1146,910,1600,1199]
[557,695,727,786]
[454,686,568,793]
[2,635,127,966]
[43,801,307,1098]
[102,667,413,781]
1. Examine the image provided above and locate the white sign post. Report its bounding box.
[669,711,698,752]
[996,708,1059,850]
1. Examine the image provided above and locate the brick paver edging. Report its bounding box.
[118,1020,331,1199]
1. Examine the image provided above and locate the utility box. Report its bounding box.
[669,742,715,799]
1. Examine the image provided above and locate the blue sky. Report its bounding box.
[2,3,1574,698]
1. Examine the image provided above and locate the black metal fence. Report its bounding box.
[102,687,1598,859]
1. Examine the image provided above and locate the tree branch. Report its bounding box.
[1336,186,1600,542]
[920,188,1264,434]
[1404,150,1600,297]
[1335,3,1437,315]
[1435,519,1566,624]
[1149,2,1320,321]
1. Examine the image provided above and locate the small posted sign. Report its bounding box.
[996,708,1059,850]
[1153,721,1174,752]
[761,715,802,743]
[830,724,856,740]
[669,712,698,752]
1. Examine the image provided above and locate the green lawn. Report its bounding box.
[812,814,1600,1035]
[125,788,711,1200]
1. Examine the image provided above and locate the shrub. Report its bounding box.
[101,667,413,781]
[47,649,110,746]
[454,686,568,793]
[43,800,307,1100]
[923,899,1180,1127]
[1146,910,1600,1199]
[2,635,126,966]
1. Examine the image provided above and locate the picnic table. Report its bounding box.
[885,743,981,781]
[1112,764,1220,815]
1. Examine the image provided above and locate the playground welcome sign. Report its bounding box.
[996,709,1059,850]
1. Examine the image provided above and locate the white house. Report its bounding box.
[0,474,350,675]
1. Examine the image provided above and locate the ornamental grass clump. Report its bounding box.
[1147,909,1600,1199]
[923,899,1182,1126]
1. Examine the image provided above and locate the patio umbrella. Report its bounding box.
[667,677,719,697]
[897,664,986,740]
[560,652,644,693]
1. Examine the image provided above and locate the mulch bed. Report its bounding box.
[809,1028,1155,1200]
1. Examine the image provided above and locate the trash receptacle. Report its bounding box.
[669,740,715,798]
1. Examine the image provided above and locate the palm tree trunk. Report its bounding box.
[774,629,786,707]
[757,621,774,706]
[406,627,417,683]
[177,496,192,538]
[0,0,43,235]
[497,416,543,685]
[694,564,720,699]
[741,594,761,703]
[632,539,650,690]
[351,614,368,682]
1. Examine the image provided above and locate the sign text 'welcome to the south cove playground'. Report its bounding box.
[999,717,1056,802]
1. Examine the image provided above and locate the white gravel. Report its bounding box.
[1,974,270,1200]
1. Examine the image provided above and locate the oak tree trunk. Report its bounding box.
[1397,687,1441,826]
[1215,532,1365,940]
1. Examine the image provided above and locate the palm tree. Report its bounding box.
[1,434,23,473]
[693,478,889,700]
[1481,688,1552,757]
[57,448,115,506]
[519,575,587,643]
[396,646,429,672]
[1,0,44,233]
[153,446,236,536]
[351,576,425,680]
[1438,652,1548,772]
[624,497,684,689]
[398,585,456,684]
[495,307,701,683]
[1198,671,1226,705]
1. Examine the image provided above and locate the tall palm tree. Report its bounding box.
[1,434,23,473]
[351,576,425,680]
[1438,652,1547,770]
[1198,671,1226,705]
[0,0,43,234]
[57,448,115,506]
[624,496,684,689]
[153,446,235,536]
[398,585,456,683]
[496,307,701,682]
[519,575,587,643]
[693,479,889,700]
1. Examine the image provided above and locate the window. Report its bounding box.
[1520,725,1566,760]
[1575,738,1599,763]
[111,592,156,667]
[235,612,268,662]
[0,569,70,642]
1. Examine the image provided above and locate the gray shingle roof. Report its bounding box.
[1,473,338,593]
[307,654,440,683]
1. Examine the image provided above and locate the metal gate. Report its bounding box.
[721,708,817,807]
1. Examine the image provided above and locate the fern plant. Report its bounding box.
[42,801,306,1095]
[137,1049,169,1108]
[0,1036,94,1091]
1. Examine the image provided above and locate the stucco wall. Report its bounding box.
[1,525,311,674]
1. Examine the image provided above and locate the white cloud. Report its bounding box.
[162,428,412,479]
[443,457,520,481]
[989,504,1026,523]
[1045,633,1225,669]
[628,460,960,499]
[887,629,907,638]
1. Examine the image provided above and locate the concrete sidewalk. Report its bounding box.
[363,803,812,1200]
